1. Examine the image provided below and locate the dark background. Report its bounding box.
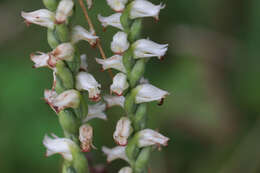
[1,0,260,172]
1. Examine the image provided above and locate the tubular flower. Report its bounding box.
[43,134,76,161]
[76,72,101,101]
[110,73,129,96]
[30,52,50,68]
[21,9,55,29]
[96,55,126,73]
[106,0,128,12]
[44,89,81,113]
[97,13,123,30]
[119,167,133,173]
[71,25,98,46]
[83,102,107,122]
[102,146,129,163]
[51,43,75,61]
[113,117,133,146]
[55,0,74,24]
[111,32,129,54]
[135,84,169,104]
[130,0,165,20]
[132,39,168,60]
[79,54,88,71]
[103,95,125,108]
[137,129,169,148]
[79,124,95,152]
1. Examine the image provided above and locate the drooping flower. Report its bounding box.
[71,25,98,46]
[83,102,107,122]
[79,124,95,152]
[51,43,75,61]
[103,95,125,108]
[111,32,129,54]
[98,13,123,30]
[110,73,129,96]
[132,39,168,60]
[130,0,165,20]
[96,55,126,73]
[44,89,81,113]
[102,146,129,163]
[21,9,55,29]
[106,0,128,12]
[76,72,101,101]
[55,0,74,24]
[30,52,50,68]
[79,54,88,71]
[135,84,169,104]
[137,129,169,148]
[113,117,132,146]
[119,167,132,173]
[43,134,76,161]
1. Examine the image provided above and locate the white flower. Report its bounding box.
[21,9,55,29]
[110,73,129,96]
[139,77,149,84]
[76,72,101,101]
[51,43,75,61]
[119,167,132,173]
[55,0,74,24]
[106,0,128,12]
[86,0,93,9]
[98,13,123,30]
[30,52,50,68]
[102,146,129,163]
[137,129,169,148]
[83,102,107,122]
[43,134,76,161]
[130,0,165,20]
[135,84,169,104]
[113,117,132,146]
[71,25,98,46]
[96,55,126,73]
[44,89,80,113]
[132,39,168,60]
[80,54,88,71]
[103,95,125,108]
[111,32,129,54]
[79,124,95,152]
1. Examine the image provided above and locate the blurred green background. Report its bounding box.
[1,0,260,172]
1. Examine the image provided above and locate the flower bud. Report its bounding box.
[111,73,129,96]
[80,54,88,71]
[113,117,133,146]
[130,0,165,20]
[76,72,101,101]
[119,167,132,173]
[106,0,128,12]
[132,39,168,60]
[96,55,126,73]
[111,32,129,54]
[44,89,81,113]
[103,95,125,108]
[98,13,123,30]
[135,84,169,104]
[71,25,98,46]
[30,52,50,68]
[55,0,74,24]
[52,43,75,61]
[79,124,94,152]
[21,9,55,29]
[137,129,169,148]
[102,146,129,163]
[43,134,75,161]
[83,102,107,122]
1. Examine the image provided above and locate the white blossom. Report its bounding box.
[80,54,88,71]
[132,39,168,60]
[86,0,93,9]
[51,43,75,61]
[106,0,128,12]
[43,134,75,161]
[21,9,55,29]
[113,117,132,146]
[98,13,123,30]
[83,102,107,122]
[130,0,165,20]
[102,146,129,163]
[96,55,126,73]
[103,95,125,108]
[30,52,50,68]
[137,129,169,148]
[119,167,132,173]
[76,72,101,101]
[135,84,169,104]
[79,124,95,152]
[55,0,74,24]
[110,73,129,96]
[71,25,98,46]
[111,32,129,54]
